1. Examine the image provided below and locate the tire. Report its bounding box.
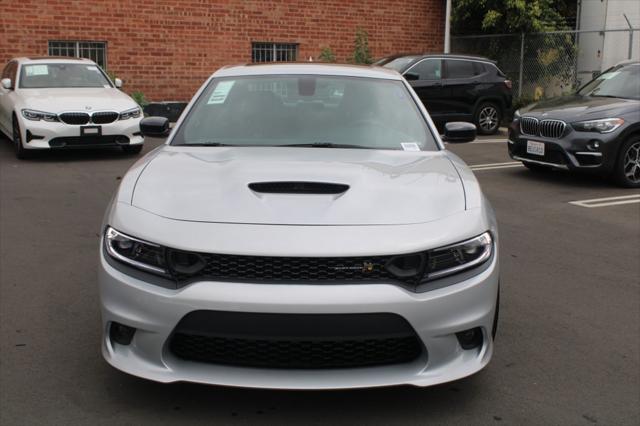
[12,115,31,160]
[474,102,501,135]
[122,145,143,155]
[613,135,640,188]
[523,161,551,173]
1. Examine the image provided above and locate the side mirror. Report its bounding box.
[442,122,476,143]
[140,116,170,138]
[1,78,12,90]
[404,72,419,81]
[114,78,123,88]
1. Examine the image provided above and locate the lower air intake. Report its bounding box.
[169,311,423,369]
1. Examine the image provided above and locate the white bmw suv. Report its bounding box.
[0,57,144,159]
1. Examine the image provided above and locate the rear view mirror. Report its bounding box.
[404,72,419,81]
[140,116,170,138]
[442,122,476,143]
[1,78,12,90]
[114,78,123,88]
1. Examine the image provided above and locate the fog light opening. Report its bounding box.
[109,322,136,346]
[456,327,483,350]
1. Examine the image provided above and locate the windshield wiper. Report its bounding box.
[278,142,369,149]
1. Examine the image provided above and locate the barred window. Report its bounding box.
[48,41,107,69]
[251,42,298,63]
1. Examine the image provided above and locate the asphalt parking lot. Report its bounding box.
[0,132,638,425]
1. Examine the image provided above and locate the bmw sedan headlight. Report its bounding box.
[426,232,493,280]
[571,118,624,133]
[119,106,142,120]
[21,109,59,122]
[105,227,167,274]
[513,109,521,119]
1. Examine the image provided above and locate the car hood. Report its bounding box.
[19,87,137,113]
[130,147,466,226]
[520,95,639,121]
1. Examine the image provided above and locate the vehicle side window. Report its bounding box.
[473,62,485,75]
[445,60,476,79]
[409,59,441,80]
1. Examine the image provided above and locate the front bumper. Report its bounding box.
[508,119,622,173]
[19,116,143,150]
[99,245,499,389]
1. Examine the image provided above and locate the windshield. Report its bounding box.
[172,75,437,150]
[19,63,112,88]
[577,64,640,100]
[381,56,419,72]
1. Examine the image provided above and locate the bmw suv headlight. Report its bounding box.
[119,106,142,120]
[105,227,167,274]
[572,118,624,133]
[425,232,493,280]
[21,109,59,122]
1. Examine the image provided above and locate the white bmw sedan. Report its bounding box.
[0,57,143,159]
[99,63,499,389]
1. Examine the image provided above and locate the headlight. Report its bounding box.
[513,109,521,119]
[21,109,59,122]
[426,232,493,280]
[119,106,142,120]
[571,118,624,133]
[104,227,167,275]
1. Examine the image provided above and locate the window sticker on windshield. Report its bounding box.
[401,142,421,151]
[87,66,101,72]
[25,65,49,76]
[207,80,235,104]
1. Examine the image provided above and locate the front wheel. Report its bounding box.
[122,145,143,155]
[474,102,501,135]
[12,115,31,160]
[613,136,640,188]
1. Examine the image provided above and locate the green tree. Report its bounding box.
[451,0,575,35]
[351,27,373,64]
[318,47,336,63]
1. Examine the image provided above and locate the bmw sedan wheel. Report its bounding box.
[475,103,501,135]
[12,115,31,160]
[615,137,640,188]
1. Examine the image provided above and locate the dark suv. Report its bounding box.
[376,54,512,135]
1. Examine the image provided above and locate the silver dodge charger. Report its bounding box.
[99,63,499,389]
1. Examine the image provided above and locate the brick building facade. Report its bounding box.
[0,0,445,101]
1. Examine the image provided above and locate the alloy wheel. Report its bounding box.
[623,141,640,184]
[478,106,499,132]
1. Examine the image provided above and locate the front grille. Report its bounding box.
[539,119,566,138]
[520,117,538,135]
[59,112,90,125]
[520,116,566,139]
[169,311,423,369]
[170,252,408,285]
[91,111,119,124]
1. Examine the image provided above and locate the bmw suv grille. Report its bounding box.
[520,116,566,139]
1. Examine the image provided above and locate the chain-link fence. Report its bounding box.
[451,28,639,104]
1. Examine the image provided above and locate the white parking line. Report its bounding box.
[470,161,523,171]
[569,194,640,208]
[473,139,508,144]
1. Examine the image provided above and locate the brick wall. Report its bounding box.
[0,0,444,101]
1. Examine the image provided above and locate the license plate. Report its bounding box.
[81,126,101,136]
[526,140,545,156]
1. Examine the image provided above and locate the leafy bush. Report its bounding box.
[131,91,149,107]
[351,27,373,64]
[318,47,336,63]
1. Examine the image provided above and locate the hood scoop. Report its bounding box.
[248,181,350,195]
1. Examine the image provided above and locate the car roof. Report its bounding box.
[213,63,403,80]
[12,56,94,65]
